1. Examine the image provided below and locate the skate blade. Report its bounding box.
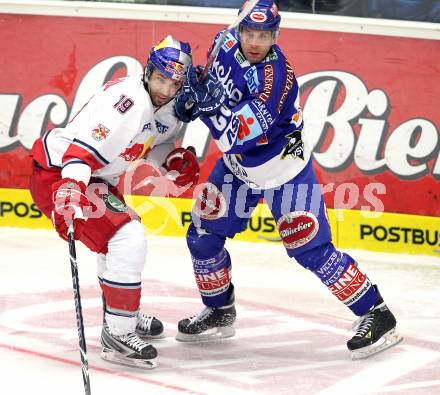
[351,328,403,360]
[136,330,167,340]
[175,326,235,342]
[101,348,157,369]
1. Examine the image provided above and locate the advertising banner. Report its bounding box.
[0,10,439,254]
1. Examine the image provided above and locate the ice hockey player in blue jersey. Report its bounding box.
[174,0,402,359]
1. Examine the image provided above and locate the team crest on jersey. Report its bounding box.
[103,193,128,213]
[221,32,237,53]
[281,130,304,160]
[91,124,110,141]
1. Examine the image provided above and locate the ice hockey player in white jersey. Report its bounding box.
[29,36,199,369]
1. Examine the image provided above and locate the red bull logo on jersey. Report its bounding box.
[91,123,110,141]
[119,143,148,162]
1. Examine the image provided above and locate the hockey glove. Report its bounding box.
[183,65,226,116]
[174,91,201,123]
[51,178,89,241]
[163,147,200,187]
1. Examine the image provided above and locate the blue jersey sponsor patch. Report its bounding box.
[221,32,237,53]
[251,100,273,132]
[244,66,260,94]
[235,104,263,145]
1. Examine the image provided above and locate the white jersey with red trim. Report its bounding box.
[33,75,182,185]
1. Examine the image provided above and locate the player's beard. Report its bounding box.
[151,93,172,107]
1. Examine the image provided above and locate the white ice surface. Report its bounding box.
[0,227,439,395]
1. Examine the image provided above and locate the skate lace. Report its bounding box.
[121,333,148,351]
[137,312,154,331]
[189,306,214,324]
[352,312,374,338]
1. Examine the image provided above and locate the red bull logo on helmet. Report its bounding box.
[165,61,184,78]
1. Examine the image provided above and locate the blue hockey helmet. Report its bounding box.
[145,35,192,82]
[238,0,281,32]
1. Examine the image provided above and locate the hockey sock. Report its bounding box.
[296,243,378,316]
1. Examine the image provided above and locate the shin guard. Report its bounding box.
[187,223,232,307]
[296,243,378,316]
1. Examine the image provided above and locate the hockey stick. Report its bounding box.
[68,223,91,395]
[199,0,258,81]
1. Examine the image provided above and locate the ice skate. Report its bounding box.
[136,311,165,339]
[176,301,236,342]
[176,304,236,342]
[347,287,403,360]
[101,322,158,369]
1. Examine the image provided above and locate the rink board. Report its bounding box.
[0,5,439,219]
[1,187,439,257]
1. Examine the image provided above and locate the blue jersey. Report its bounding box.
[201,29,311,189]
